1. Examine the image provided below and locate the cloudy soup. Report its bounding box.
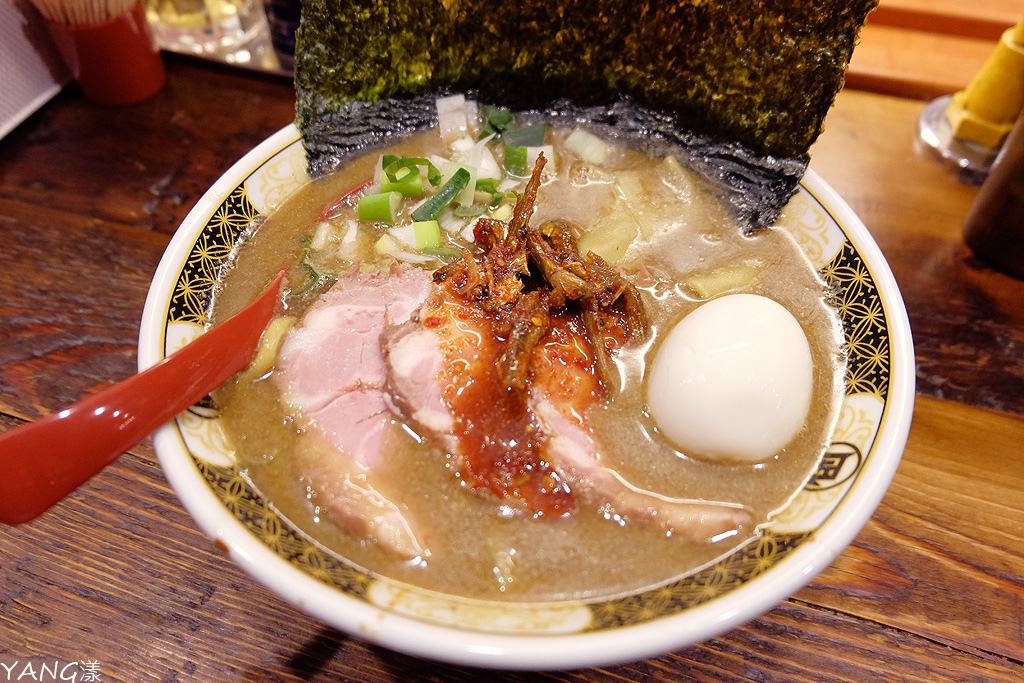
[209,97,846,602]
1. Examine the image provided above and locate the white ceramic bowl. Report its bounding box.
[139,123,915,670]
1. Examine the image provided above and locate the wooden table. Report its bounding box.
[849,0,1024,99]
[2,53,1023,681]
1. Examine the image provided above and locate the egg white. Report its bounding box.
[646,293,814,464]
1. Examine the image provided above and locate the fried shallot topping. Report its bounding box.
[434,153,649,391]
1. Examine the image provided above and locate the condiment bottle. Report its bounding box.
[962,107,1024,279]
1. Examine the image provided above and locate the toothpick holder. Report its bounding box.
[45,1,166,105]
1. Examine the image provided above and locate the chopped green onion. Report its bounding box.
[383,155,441,186]
[413,220,443,249]
[358,191,402,224]
[453,204,487,219]
[423,246,463,259]
[503,124,546,148]
[504,144,527,176]
[295,250,318,295]
[472,179,503,207]
[479,106,515,139]
[380,166,423,197]
[491,204,513,221]
[475,177,498,193]
[411,168,471,222]
[293,250,336,296]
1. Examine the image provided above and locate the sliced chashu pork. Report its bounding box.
[274,265,433,559]
[386,275,752,543]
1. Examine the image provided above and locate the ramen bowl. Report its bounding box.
[138,122,914,670]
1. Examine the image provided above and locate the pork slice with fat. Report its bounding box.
[529,316,752,543]
[274,265,433,559]
[384,278,751,542]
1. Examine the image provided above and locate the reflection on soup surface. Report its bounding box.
[211,98,846,602]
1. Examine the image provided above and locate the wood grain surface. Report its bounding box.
[1,56,1023,682]
[848,0,1024,100]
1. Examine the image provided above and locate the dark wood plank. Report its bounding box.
[810,90,1024,416]
[0,198,168,420]
[846,0,1024,99]
[0,57,295,236]
[796,396,1024,662]
[847,24,999,100]
[875,0,1023,40]
[2,397,1021,681]
[2,50,1023,683]
[1,478,1018,682]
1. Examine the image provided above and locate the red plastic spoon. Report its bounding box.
[0,269,286,525]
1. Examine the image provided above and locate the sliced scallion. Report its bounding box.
[380,166,423,197]
[411,168,471,222]
[358,191,402,224]
[479,106,515,139]
[423,246,463,259]
[473,178,503,206]
[413,220,443,249]
[452,204,487,219]
[504,144,527,176]
[476,177,497,192]
[294,250,336,296]
[383,155,441,186]
[503,124,546,148]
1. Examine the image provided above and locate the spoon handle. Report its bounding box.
[0,270,285,525]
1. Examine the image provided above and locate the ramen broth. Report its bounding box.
[211,115,845,602]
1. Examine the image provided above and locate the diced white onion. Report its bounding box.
[658,155,694,197]
[464,99,479,136]
[456,166,477,206]
[477,145,502,180]
[388,223,418,248]
[310,221,332,251]
[436,95,468,142]
[438,208,466,234]
[450,134,474,154]
[374,233,401,255]
[438,161,463,186]
[565,128,609,165]
[392,250,438,264]
[497,177,521,192]
[615,170,645,205]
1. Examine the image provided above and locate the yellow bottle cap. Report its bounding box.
[946,17,1024,149]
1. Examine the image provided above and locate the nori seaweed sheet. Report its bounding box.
[294,0,876,230]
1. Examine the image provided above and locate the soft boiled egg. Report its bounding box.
[646,293,814,464]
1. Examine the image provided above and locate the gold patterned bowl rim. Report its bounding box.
[138,123,915,670]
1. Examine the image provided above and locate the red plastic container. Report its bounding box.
[45,1,166,105]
